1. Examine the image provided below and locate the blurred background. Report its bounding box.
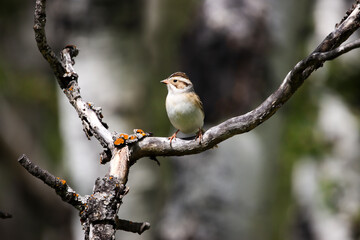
[1,0,360,239]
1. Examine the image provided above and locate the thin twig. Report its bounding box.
[312,38,360,61]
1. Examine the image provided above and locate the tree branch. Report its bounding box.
[34,0,67,88]
[18,154,152,238]
[115,217,151,235]
[34,0,115,152]
[18,154,85,211]
[129,3,360,161]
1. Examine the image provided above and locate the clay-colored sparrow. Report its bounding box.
[161,72,204,144]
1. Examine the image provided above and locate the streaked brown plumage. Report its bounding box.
[161,72,204,144]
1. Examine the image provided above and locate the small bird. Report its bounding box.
[161,72,204,144]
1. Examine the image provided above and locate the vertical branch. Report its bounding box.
[33,0,67,88]
[109,147,130,184]
[31,1,152,239]
[83,177,128,240]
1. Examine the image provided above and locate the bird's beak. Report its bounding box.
[161,79,169,84]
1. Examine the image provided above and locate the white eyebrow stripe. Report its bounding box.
[169,76,191,85]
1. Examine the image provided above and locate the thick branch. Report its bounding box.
[18,154,85,210]
[129,4,360,161]
[80,177,127,240]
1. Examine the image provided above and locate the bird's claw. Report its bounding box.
[196,128,203,144]
[168,130,180,145]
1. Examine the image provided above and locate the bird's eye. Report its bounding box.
[173,79,177,83]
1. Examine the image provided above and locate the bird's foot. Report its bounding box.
[195,128,204,144]
[168,130,180,145]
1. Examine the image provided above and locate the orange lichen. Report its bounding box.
[119,134,129,140]
[114,138,125,145]
[68,86,73,91]
[130,135,136,140]
[56,177,66,185]
[136,129,144,134]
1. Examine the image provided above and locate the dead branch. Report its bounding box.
[18,154,149,239]
[18,154,85,210]
[128,4,360,161]
[115,217,151,234]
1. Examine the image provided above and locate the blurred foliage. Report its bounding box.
[0,0,65,237]
[91,0,144,31]
[265,0,318,239]
[267,84,322,239]
[0,0,23,24]
[281,86,327,161]
[319,177,342,213]
[0,60,62,165]
[327,60,360,110]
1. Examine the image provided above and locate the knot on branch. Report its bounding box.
[60,45,79,86]
[87,102,108,129]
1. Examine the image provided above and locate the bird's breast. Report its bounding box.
[165,93,204,134]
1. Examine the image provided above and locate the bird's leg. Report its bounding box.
[195,128,203,144]
[168,129,180,144]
